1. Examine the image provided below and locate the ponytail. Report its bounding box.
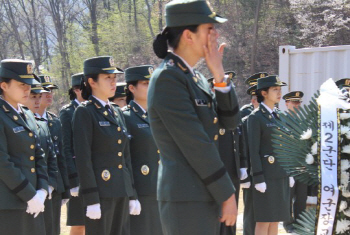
[126,81,138,104]
[81,74,98,100]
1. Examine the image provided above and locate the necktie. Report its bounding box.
[105,105,114,116]
[19,112,27,123]
[272,111,279,120]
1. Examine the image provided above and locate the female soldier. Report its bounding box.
[109,82,127,108]
[72,56,139,235]
[0,59,48,234]
[147,0,240,234]
[122,65,163,235]
[247,75,294,235]
[60,73,86,235]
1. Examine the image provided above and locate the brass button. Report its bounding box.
[157,150,160,154]
[31,168,35,173]
[13,115,18,120]
[118,164,123,169]
[118,152,122,157]
[213,117,218,124]
[118,139,122,144]
[158,160,161,165]
[49,123,53,127]
[29,133,33,137]
[30,156,34,161]
[214,135,218,141]
[117,127,121,132]
[30,145,35,149]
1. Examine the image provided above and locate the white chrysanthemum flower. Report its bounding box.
[300,128,312,140]
[336,219,350,233]
[344,209,350,218]
[340,201,348,212]
[341,125,350,135]
[343,189,350,198]
[341,172,350,188]
[342,145,350,154]
[305,153,314,164]
[340,113,350,120]
[311,142,318,155]
[342,160,350,172]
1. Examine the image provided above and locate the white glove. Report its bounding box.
[61,199,69,206]
[26,191,46,218]
[289,177,295,188]
[86,203,101,219]
[70,186,79,197]
[240,168,248,180]
[255,182,267,193]
[48,185,54,199]
[36,189,47,204]
[129,200,142,215]
[240,181,251,189]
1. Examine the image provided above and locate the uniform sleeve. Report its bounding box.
[247,114,265,184]
[73,106,99,206]
[35,134,49,192]
[238,124,248,168]
[46,132,58,189]
[152,70,235,204]
[60,108,79,188]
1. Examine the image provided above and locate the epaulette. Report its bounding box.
[47,111,57,117]
[82,100,91,106]
[240,104,251,110]
[61,103,73,110]
[242,115,249,123]
[121,105,130,112]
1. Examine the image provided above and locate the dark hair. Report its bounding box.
[153,25,199,59]
[125,81,139,104]
[0,77,12,95]
[68,85,81,100]
[81,74,98,100]
[256,87,270,103]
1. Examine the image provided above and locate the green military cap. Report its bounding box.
[71,72,84,87]
[283,91,304,101]
[125,65,154,83]
[110,82,127,100]
[245,72,268,86]
[207,71,236,84]
[165,0,227,27]
[247,84,257,96]
[0,59,40,85]
[38,75,58,89]
[31,75,49,94]
[335,78,350,89]
[84,56,124,75]
[257,75,287,90]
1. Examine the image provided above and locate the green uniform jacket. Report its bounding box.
[122,100,160,196]
[47,111,70,198]
[0,99,48,210]
[247,104,288,185]
[240,104,254,119]
[59,100,79,188]
[240,115,252,184]
[35,115,59,190]
[148,52,240,204]
[72,96,136,206]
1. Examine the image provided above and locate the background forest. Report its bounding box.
[1,0,350,113]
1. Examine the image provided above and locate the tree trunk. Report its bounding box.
[158,0,163,32]
[145,0,155,38]
[250,0,262,74]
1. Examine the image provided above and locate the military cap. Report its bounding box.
[335,78,350,89]
[257,75,287,90]
[125,65,154,83]
[165,0,227,27]
[283,91,304,101]
[31,75,49,94]
[0,59,40,85]
[110,82,127,99]
[38,75,58,89]
[245,72,268,86]
[84,56,124,75]
[207,71,236,84]
[71,72,84,87]
[247,84,257,96]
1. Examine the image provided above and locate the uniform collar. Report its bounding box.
[36,110,48,120]
[133,100,146,113]
[261,102,277,114]
[171,51,195,75]
[74,99,80,105]
[0,96,21,114]
[92,95,111,108]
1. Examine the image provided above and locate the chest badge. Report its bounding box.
[141,165,150,175]
[268,156,275,164]
[219,129,225,135]
[101,170,111,181]
[103,111,108,116]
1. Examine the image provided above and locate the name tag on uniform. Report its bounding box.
[195,99,208,106]
[137,124,149,128]
[266,123,276,127]
[99,121,110,126]
[13,126,25,133]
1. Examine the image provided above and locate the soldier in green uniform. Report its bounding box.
[36,75,70,235]
[240,73,268,119]
[247,75,294,235]
[282,91,307,233]
[336,78,350,92]
[122,65,163,235]
[0,59,48,235]
[59,73,86,235]
[72,56,138,235]
[109,82,127,108]
[148,1,241,234]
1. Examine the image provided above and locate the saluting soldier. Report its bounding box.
[109,82,127,108]
[36,75,70,235]
[282,91,307,233]
[240,73,268,119]
[59,73,86,235]
[148,1,241,234]
[122,65,163,235]
[336,78,350,92]
[0,59,48,234]
[72,56,138,235]
[247,75,294,235]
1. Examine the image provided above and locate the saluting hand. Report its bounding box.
[220,193,237,226]
[203,29,226,83]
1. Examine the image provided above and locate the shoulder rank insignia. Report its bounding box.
[132,107,138,113]
[2,105,9,112]
[177,62,188,72]
[94,103,101,109]
[193,76,198,83]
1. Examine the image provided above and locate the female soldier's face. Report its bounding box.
[263,86,282,104]
[192,23,217,58]
[91,73,117,100]
[23,93,42,113]
[41,89,54,108]
[1,79,31,105]
[129,80,149,102]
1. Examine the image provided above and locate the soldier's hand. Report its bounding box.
[70,186,79,197]
[48,185,54,199]
[86,203,101,219]
[239,168,248,180]
[240,181,251,189]
[220,193,237,226]
[289,177,295,188]
[26,192,45,217]
[255,182,267,193]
